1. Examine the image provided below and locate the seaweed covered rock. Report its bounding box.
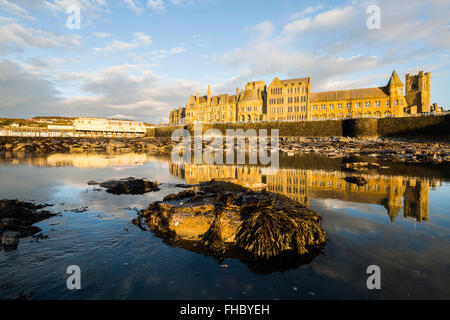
[88,177,160,195]
[0,200,56,250]
[133,180,327,274]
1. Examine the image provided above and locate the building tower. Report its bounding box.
[405,70,431,114]
[387,70,406,117]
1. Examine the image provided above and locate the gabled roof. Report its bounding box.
[280,77,310,86]
[240,88,263,102]
[310,86,389,103]
[270,76,310,87]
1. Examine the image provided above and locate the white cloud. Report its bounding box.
[0,59,202,122]
[43,0,108,26]
[92,32,111,38]
[124,0,145,15]
[215,0,450,92]
[283,6,357,36]
[0,59,60,115]
[133,32,152,44]
[147,0,165,13]
[44,0,107,12]
[249,20,274,39]
[93,32,152,55]
[0,0,35,20]
[290,6,324,20]
[169,46,186,54]
[0,19,81,54]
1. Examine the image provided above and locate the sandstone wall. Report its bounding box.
[148,114,450,138]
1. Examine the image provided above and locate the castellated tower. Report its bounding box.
[405,71,431,113]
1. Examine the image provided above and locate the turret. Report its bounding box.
[387,70,405,117]
[388,70,403,93]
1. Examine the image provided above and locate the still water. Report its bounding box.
[0,152,449,299]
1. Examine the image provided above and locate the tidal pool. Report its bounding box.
[0,152,449,299]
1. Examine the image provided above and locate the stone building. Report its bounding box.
[237,81,266,123]
[73,117,146,134]
[310,70,406,120]
[169,107,185,125]
[168,70,434,125]
[183,85,237,124]
[266,77,311,121]
[404,70,431,114]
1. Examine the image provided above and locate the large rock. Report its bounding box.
[89,177,160,195]
[0,200,56,250]
[133,180,327,274]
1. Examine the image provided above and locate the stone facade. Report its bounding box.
[169,70,433,125]
[267,77,311,121]
[405,70,431,114]
[310,71,407,120]
[237,81,266,123]
[183,85,237,124]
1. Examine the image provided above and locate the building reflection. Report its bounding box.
[169,162,439,223]
[0,151,438,223]
[0,152,161,168]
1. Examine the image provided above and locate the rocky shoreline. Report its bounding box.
[278,137,450,165]
[0,200,57,250]
[0,137,174,154]
[0,136,449,165]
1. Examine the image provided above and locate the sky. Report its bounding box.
[0,0,449,123]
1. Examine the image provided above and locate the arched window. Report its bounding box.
[337,113,343,118]
[364,112,371,118]
[374,111,381,118]
[355,112,362,118]
[384,111,391,117]
[329,113,335,119]
[346,112,352,118]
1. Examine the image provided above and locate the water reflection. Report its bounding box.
[0,152,163,168]
[169,162,439,223]
[0,151,449,299]
[0,151,439,223]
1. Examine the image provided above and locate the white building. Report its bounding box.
[73,118,146,134]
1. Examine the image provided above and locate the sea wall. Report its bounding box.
[149,114,450,138]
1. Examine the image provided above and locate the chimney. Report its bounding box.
[207,85,211,105]
[236,88,240,97]
[196,91,199,104]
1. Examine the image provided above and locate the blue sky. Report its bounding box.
[0,0,449,123]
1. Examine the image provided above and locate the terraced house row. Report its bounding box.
[169,70,437,125]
